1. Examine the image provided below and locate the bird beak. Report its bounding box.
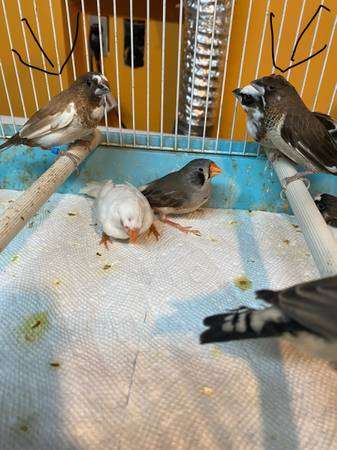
[232,88,242,99]
[209,162,222,177]
[95,83,111,96]
[128,228,139,242]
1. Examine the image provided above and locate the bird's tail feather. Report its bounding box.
[200,306,298,344]
[80,181,106,198]
[315,193,337,227]
[0,135,17,153]
[255,289,280,304]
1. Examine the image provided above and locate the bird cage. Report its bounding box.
[0,1,337,449]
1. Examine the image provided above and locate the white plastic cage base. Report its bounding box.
[1,189,337,450]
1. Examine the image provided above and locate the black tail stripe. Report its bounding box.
[245,312,252,333]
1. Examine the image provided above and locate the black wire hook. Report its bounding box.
[12,11,80,76]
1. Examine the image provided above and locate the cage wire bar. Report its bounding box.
[16,0,39,110]
[215,0,235,152]
[48,0,63,91]
[329,84,337,115]
[146,0,150,148]
[201,0,218,152]
[0,0,335,155]
[312,13,337,111]
[160,0,167,150]
[81,0,90,71]
[286,0,306,81]
[300,0,325,97]
[242,0,271,155]
[174,0,184,150]
[228,0,253,154]
[33,0,52,102]
[96,0,110,143]
[112,0,123,144]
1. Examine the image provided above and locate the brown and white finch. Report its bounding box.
[139,159,222,235]
[233,74,337,187]
[0,72,111,154]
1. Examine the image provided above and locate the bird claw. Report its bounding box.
[281,175,310,190]
[160,217,201,236]
[182,226,201,236]
[58,150,81,175]
[148,223,160,241]
[100,232,112,249]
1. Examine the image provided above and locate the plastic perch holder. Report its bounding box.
[0,129,103,253]
[266,148,337,277]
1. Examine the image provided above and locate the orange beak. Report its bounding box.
[209,162,222,177]
[128,229,139,242]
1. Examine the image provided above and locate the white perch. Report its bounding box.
[0,130,103,253]
[268,150,337,277]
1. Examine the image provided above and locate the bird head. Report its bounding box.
[120,203,143,242]
[233,74,298,112]
[79,72,111,98]
[182,159,222,187]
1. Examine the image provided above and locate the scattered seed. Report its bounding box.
[283,239,290,245]
[20,424,28,432]
[200,386,214,397]
[234,275,252,291]
[96,252,102,256]
[31,320,41,330]
[211,346,222,358]
[67,212,77,216]
[11,255,19,262]
[50,362,60,368]
[103,264,112,270]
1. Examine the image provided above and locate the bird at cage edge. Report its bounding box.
[0,72,120,164]
[233,74,337,188]
[200,275,337,367]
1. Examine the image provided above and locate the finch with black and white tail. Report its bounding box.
[200,275,337,366]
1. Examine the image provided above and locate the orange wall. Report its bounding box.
[0,0,336,141]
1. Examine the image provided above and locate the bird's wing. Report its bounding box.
[141,182,189,209]
[280,111,337,173]
[258,276,337,339]
[313,112,337,133]
[19,100,76,141]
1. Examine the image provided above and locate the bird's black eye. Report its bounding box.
[267,85,275,92]
[198,168,203,172]
[241,94,254,106]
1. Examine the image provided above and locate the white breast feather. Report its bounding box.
[96,182,153,240]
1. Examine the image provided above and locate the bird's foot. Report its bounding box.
[281,173,311,190]
[57,150,81,175]
[148,223,160,241]
[100,232,112,249]
[268,150,280,164]
[160,217,201,236]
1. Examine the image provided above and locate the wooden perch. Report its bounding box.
[0,129,103,253]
